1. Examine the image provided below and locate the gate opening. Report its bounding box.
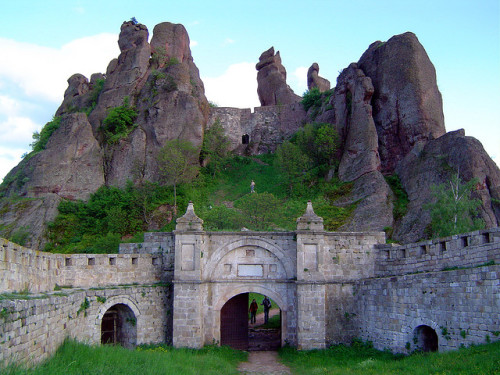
[413,325,438,352]
[220,293,281,351]
[101,303,137,348]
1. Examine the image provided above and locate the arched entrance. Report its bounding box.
[220,292,282,350]
[413,325,438,352]
[101,303,137,348]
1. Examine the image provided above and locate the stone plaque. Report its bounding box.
[304,243,318,271]
[181,243,195,271]
[237,264,263,277]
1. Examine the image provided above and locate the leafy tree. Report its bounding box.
[426,172,485,238]
[201,119,230,176]
[274,141,311,194]
[158,139,199,211]
[295,123,339,168]
[31,116,62,152]
[235,192,281,230]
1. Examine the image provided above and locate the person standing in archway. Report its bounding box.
[249,298,258,324]
[261,296,271,324]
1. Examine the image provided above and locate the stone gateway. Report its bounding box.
[1,202,499,365]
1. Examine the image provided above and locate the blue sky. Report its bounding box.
[1,0,499,181]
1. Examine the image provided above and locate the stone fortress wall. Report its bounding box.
[0,204,498,365]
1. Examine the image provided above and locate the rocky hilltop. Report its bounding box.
[1,21,499,248]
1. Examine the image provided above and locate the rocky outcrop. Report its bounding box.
[330,63,392,232]
[358,32,446,174]
[335,64,380,181]
[256,47,301,106]
[307,63,330,92]
[394,129,500,243]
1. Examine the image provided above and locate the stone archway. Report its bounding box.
[214,285,288,349]
[413,325,438,352]
[100,304,137,348]
[96,296,140,348]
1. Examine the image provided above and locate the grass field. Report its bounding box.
[2,339,499,374]
[280,339,500,375]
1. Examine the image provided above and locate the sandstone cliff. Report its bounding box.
[0,23,498,249]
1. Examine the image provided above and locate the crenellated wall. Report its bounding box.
[1,238,173,293]
[1,208,499,365]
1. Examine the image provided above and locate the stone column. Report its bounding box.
[296,201,327,349]
[172,202,205,348]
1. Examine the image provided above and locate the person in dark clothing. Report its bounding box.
[249,298,258,324]
[261,296,271,324]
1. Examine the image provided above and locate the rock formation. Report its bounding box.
[394,129,500,242]
[0,23,499,249]
[307,63,330,92]
[0,20,209,247]
[358,32,446,174]
[256,47,301,106]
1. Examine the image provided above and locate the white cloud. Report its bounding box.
[223,38,235,45]
[190,40,198,48]
[0,34,120,181]
[0,34,119,103]
[202,62,260,109]
[290,66,308,96]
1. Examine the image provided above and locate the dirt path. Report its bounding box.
[237,351,291,375]
[250,308,280,327]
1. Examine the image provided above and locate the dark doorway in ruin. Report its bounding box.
[220,293,282,351]
[248,293,281,351]
[242,134,249,144]
[101,304,137,348]
[413,325,438,352]
[221,293,249,349]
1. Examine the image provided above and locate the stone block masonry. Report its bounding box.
[1,203,499,365]
[0,285,172,366]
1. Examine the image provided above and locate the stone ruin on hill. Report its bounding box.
[0,20,499,249]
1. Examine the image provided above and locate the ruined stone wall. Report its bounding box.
[354,227,500,353]
[208,103,306,155]
[375,228,499,276]
[355,264,499,353]
[1,238,171,293]
[0,285,172,365]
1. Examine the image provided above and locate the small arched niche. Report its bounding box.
[413,325,438,352]
[242,134,250,144]
[101,303,137,348]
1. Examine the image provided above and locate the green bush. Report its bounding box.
[301,87,322,112]
[31,116,62,153]
[101,97,138,144]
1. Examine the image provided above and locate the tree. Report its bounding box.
[426,172,485,238]
[158,139,199,212]
[201,119,230,176]
[274,141,312,194]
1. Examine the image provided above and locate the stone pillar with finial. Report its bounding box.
[296,201,327,349]
[173,202,205,348]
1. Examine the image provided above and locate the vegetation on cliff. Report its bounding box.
[41,122,354,254]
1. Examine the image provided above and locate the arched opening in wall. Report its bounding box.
[413,325,438,352]
[242,134,250,144]
[220,292,281,351]
[101,304,137,349]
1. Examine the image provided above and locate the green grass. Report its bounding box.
[2,340,247,375]
[279,340,500,375]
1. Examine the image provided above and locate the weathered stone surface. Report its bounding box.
[25,113,105,201]
[394,129,500,243]
[338,171,394,232]
[256,47,301,106]
[88,21,151,131]
[334,63,380,182]
[358,32,446,173]
[307,63,330,92]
